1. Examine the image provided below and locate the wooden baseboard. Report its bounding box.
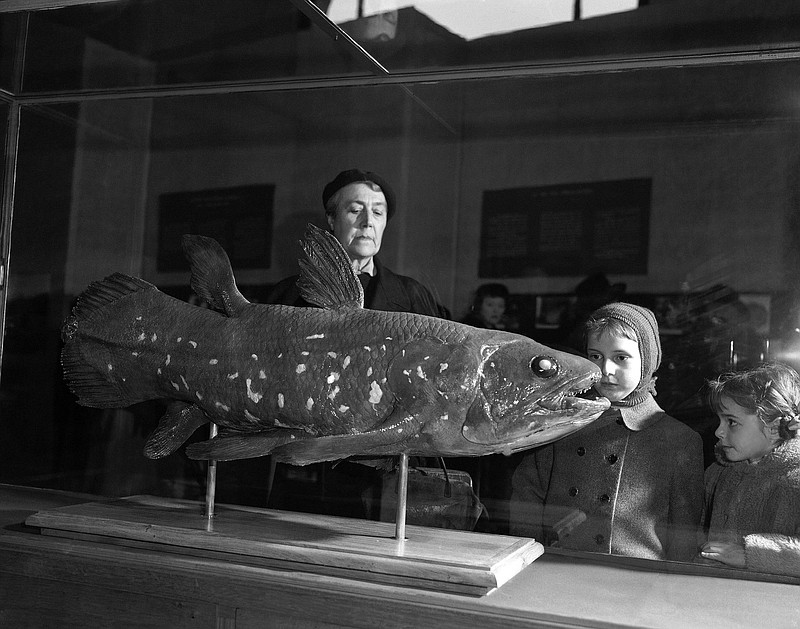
[26,495,543,596]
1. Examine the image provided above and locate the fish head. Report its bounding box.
[461,336,610,453]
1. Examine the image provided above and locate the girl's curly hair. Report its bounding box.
[707,362,800,443]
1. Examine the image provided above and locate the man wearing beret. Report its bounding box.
[265,169,449,519]
[268,168,449,318]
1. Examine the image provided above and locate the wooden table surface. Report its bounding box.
[2,483,799,628]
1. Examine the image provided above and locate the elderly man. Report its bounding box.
[264,169,448,519]
[268,168,448,318]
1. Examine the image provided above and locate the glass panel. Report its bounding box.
[320,0,800,72]
[20,0,373,93]
[4,3,800,583]
[17,1,800,92]
[0,12,22,93]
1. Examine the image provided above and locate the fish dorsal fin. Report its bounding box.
[297,223,364,310]
[182,234,250,317]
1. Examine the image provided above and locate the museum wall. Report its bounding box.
[139,97,797,325]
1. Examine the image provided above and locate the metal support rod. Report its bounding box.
[204,423,219,520]
[395,453,409,541]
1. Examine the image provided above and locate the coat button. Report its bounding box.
[606,454,618,465]
[595,534,605,545]
[599,494,610,502]
[616,417,624,425]
[568,486,579,497]
[577,447,586,456]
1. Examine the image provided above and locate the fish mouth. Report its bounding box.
[532,373,607,415]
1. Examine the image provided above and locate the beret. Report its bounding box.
[322,169,395,219]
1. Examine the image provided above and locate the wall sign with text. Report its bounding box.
[479,178,651,278]
[157,184,274,272]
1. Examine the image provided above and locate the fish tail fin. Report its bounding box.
[297,223,364,309]
[181,235,250,316]
[61,273,160,408]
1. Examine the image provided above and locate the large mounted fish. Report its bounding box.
[61,225,609,465]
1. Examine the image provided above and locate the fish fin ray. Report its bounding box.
[296,223,364,309]
[272,413,422,465]
[182,234,249,316]
[64,273,156,336]
[144,401,209,459]
[61,344,148,408]
[185,428,305,461]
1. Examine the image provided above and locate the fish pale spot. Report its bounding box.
[440,414,449,421]
[326,372,340,384]
[135,316,142,321]
[296,364,306,374]
[381,378,387,383]
[157,368,162,375]
[306,398,314,410]
[244,410,259,422]
[209,359,218,365]
[338,405,350,413]
[131,351,139,357]
[180,375,189,390]
[369,381,383,404]
[189,341,198,348]
[252,354,258,360]
[290,435,296,440]
[107,364,113,371]
[259,370,266,379]
[424,356,430,361]
[363,346,371,351]
[463,426,470,432]
[327,386,340,400]
[385,336,393,341]
[171,382,180,391]
[381,345,386,352]
[215,402,230,412]
[306,334,325,340]
[277,353,283,358]
[403,369,411,376]
[246,379,263,404]
[327,351,337,358]
[367,367,373,377]
[398,428,403,434]
[196,391,203,400]
[439,363,448,372]
[165,354,171,366]
[401,350,405,357]
[301,351,310,356]
[177,337,182,342]
[227,372,239,380]
[416,366,427,380]
[278,393,285,408]
[343,356,351,368]
[122,377,126,382]
[137,333,146,342]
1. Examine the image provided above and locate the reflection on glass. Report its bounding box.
[3,5,800,583]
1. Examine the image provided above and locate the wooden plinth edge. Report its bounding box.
[25,495,543,596]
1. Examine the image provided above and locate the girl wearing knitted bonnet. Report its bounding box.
[699,362,800,577]
[510,302,705,561]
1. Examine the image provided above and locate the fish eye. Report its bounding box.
[530,356,558,378]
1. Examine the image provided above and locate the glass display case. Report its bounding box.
[3,0,800,597]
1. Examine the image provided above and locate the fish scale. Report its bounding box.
[61,225,610,465]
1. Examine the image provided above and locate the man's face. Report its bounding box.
[327,182,387,263]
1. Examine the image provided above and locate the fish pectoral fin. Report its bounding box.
[182,234,250,316]
[144,402,209,459]
[185,428,306,461]
[272,414,422,466]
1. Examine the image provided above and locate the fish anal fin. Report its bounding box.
[296,223,363,310]
[181,234,250,317]
[185,428,305,461]
[144,401,209,459]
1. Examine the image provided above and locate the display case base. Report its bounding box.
[26,495,543,596]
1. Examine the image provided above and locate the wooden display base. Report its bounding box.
[25,495,543,596]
